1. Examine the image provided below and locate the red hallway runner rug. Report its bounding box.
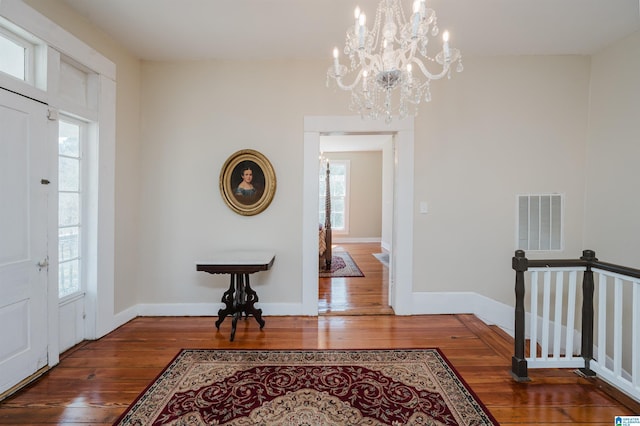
[114,349,498,425]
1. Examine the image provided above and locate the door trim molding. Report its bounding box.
[1,2,117,361]
[302,116,414,315]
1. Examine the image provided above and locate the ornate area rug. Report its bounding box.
[114,349,498,426]
[319,251,365,278]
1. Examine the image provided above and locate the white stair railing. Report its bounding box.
[526,267,584,369]
[512,250,640,403]
[589,269,640,401]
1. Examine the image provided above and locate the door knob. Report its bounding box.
[37,258,49,271]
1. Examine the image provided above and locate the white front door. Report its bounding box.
[0,88,49,394]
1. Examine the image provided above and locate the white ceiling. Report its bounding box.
[61,0,640,61]
[58,0,640,152]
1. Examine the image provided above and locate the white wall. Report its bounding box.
[134,55,592,312]
[136,60,352,311]
[414,55,591,305]
[324,151,382,239]
[19,1,619,323]
[583,30,640,375]
[584,30,640,264]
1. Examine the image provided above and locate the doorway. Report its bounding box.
[302,115,415,316]
[317,134,394,315]
[0,4,116,399]
[0,88,49,396]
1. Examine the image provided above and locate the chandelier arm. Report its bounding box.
[411,58,450,80]
[334,71,364,91]
[397,41,418,69]
[362,51,383,70]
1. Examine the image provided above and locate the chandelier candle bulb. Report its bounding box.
[354,6,361,32]
[333,47,340,75]
[412,1,421,37]
[413,0,421,14]
[442,30,450,60]
[412,13,420,37]
[358,13,366,48]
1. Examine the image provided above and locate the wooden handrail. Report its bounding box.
[591,260,640,280]
[511,249,639,381]
[524,255,640,280]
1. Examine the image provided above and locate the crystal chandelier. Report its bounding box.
[327,0,463,123]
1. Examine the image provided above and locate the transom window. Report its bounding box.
[0,26,34,82]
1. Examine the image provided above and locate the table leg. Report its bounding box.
[214,272,265,341]
[230,310,241,342]
[244,274,265,329]
[215,274,236,329]
[230,274,246,342]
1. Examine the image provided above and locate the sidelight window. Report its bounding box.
[58,118,86,299]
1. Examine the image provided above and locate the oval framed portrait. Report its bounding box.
[219,149,276,216]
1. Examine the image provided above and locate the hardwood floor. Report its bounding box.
[319,242,394,315]
[2,245,637,424]
[1,314,637,425]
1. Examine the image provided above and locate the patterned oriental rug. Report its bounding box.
[319,251,365,278]
[114,349,498,426]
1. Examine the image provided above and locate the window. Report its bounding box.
[58,118,85,299]
[517,194,563,251]
[319,160,350,232]
[0,27,34,82]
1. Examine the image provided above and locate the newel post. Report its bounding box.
[579,249,597,377]
[512,250,530,381]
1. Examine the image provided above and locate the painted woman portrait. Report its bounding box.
[232,161,265,205]
[220,149,276,216]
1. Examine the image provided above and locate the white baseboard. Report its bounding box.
[112,305,139,330]
[410,291,514,336]
[114,302,307,321]
[111,292,515,338]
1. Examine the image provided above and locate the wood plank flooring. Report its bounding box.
[1,315,637,425]
[319,242,393,315]
[1,241,637,424]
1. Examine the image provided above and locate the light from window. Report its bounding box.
[319,160,349,232]
[58,119,83,298]
[0,30,26,80]
[517,194,563,251]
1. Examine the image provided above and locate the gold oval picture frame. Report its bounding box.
[219,149,276,216]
